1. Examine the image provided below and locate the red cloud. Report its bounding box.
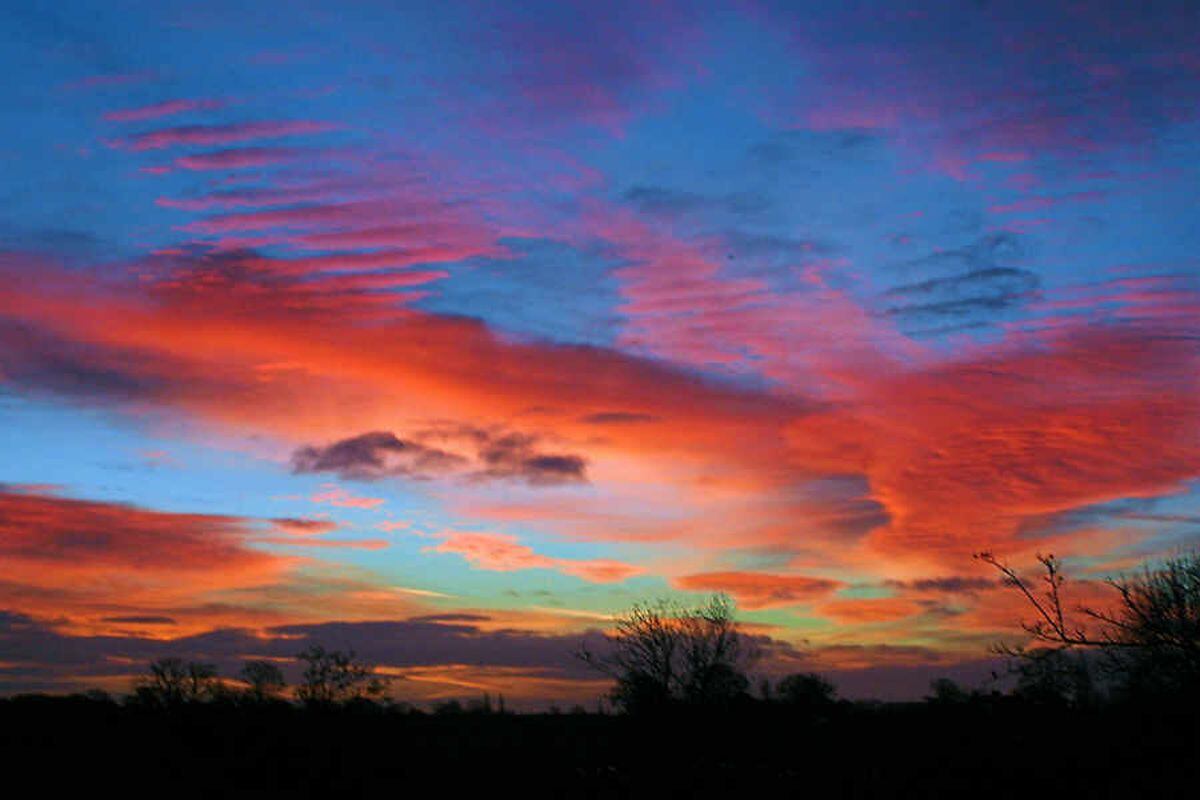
[270,518,339,536]
[673,571,842,610]
[788,323,1200,566]
[1,249,1196,592]
[0,487,444,638]
[0,250,802,475]
[0,488,279,577]
[0,487,290,632]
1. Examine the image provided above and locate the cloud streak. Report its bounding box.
[427,531,643,583]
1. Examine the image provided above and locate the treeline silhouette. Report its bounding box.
[4,681,1197,798]
[2,553,1198,798]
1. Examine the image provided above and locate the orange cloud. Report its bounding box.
[815,597,924,624]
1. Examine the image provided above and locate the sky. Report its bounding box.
[1,0,1198,706]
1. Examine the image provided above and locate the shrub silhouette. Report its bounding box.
[578,594,754,713]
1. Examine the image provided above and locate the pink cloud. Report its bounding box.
[104,98,224,123]
[171,146,307,172]
[427,531,643,583]
[171,147,304,171]
[119,120,336,151]
[310,486,385,509]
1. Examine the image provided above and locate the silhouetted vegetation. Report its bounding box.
[240,659,287,702]
[133,657,222,706]
[4,682,1198,798]
[775,671,838,708]
[978,549,1200,704]
[295,645,387,706]
[4,573,1200,797]
[577,594,755,713]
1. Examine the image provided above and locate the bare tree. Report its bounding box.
[295,645,387,705]
[240,660,286,702]
[977,549,1200,700]
[578,594,754,712]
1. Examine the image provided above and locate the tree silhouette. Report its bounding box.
[927,677,972,704]
[775,672,837,708]
[578,594,754,712]
[294,645,386,706]
[240,660,286,702]
[139,657,220,704]
[977,549,1200,701]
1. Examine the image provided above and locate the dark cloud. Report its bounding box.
[720,230,831,261]
[291,431,465,481]
[98,616,177,625]
[884,577,997,594]
[881,233,1039,328]
[794,475,891,541]
[0,319,171,401]
[883,267,1041,320]
[895,232,1023,277]
[0,611,600,694]
[621,185,794,225]
[578,411,658,425]
[406,613,491,624]
[901,321,991,339]
[0,225,106,263]
[473,431,588,486]
[824,658,1006,702]
[292,427,588,487]
[763,0,1200,160]
[748,130,877,165]
[621,185,707,216]
[0,610,1004,702]
[1014,496,1160,540]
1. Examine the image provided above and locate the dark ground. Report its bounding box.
[2,695,1198,798]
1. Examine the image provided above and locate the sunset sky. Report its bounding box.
[1,0,1198,706]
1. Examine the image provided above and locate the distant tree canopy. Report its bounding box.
[240,660,287,702]
[775,672,838,708]
[578,594,756,713]
[978,550,1200,702]
[295,645,387,706]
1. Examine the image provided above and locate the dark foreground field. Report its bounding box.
[3,695,1198,798]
